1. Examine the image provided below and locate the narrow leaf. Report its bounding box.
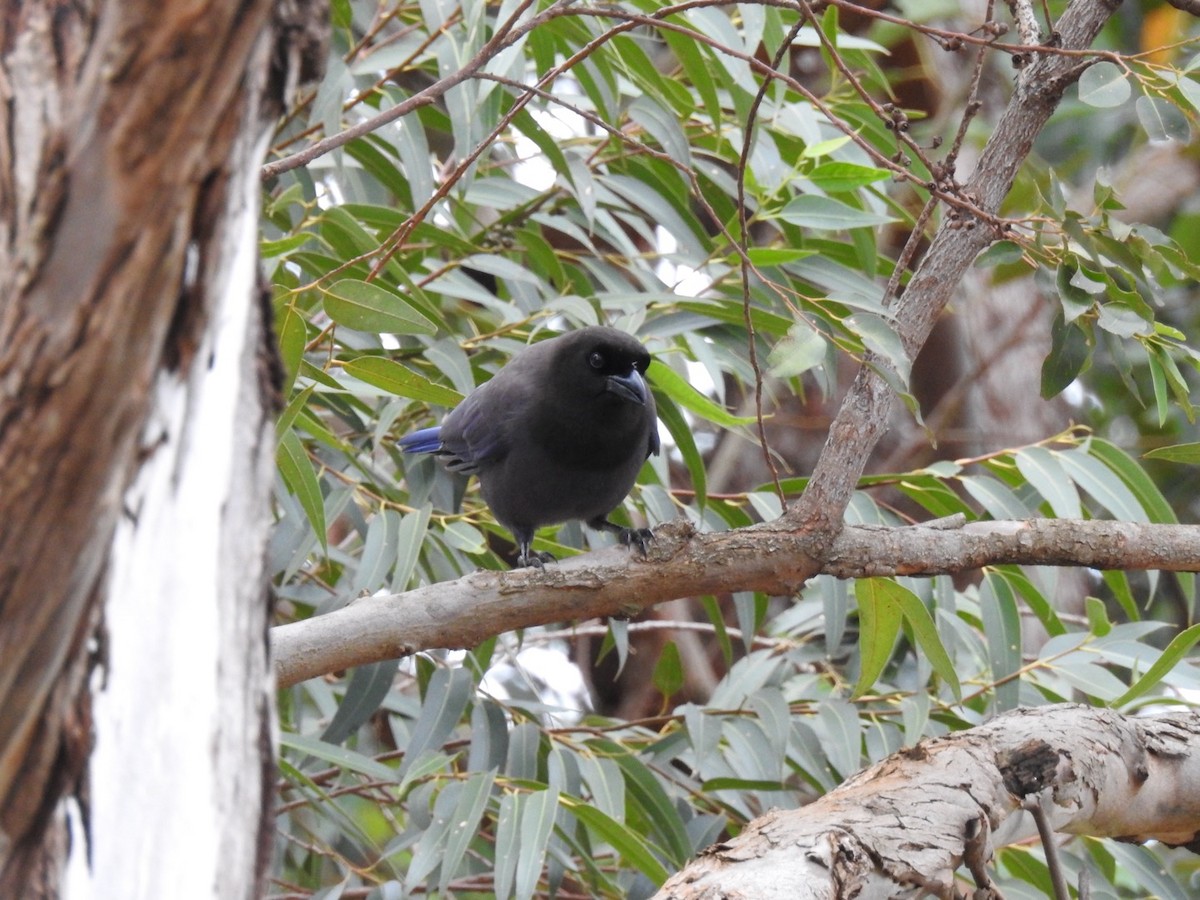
[343,356,463,406]
[648,363,754,427]
[776,194,897,230]
[569,802,670,886]
[277,429,327,551]
[1114,623,1200,707]
[515,788,559,900]
[894,585,962,699]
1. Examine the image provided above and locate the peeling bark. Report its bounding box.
[655,705,1200,899]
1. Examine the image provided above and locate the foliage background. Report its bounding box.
[264,1,1200,896]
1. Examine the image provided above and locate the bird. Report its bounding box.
[399,326,660,568]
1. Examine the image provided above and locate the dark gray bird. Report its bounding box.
[399,326,659,568]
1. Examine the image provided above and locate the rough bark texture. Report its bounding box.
[654,705,1200,899]
[0,0,324,893]
[272,517,1200,688]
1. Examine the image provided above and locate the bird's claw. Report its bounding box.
[618,527,654,557]
[516,550,557,569]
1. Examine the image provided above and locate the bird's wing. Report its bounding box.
[436,388,512,474]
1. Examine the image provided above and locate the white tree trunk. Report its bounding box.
[66,130,278,899]
[0,1,326,894]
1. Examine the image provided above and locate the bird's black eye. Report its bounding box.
[588,351,605,370]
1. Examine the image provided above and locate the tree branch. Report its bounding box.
[654,704,1200,899]
[790,0,1122,542]
[271,517,1200,688]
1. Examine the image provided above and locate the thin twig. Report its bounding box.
[735,14,809,509]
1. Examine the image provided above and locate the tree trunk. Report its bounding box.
[0,1,324,895]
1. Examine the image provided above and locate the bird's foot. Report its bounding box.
[515,550,557,569]
[617,527,654,557]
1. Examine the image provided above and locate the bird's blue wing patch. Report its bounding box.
[398,426,444,454]
[398,394,508,476]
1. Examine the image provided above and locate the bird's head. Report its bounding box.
[527,325,660,463]
[568,328,652,407]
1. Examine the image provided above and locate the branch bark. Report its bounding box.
[654,704,1200,899]
[271,517,1200,688]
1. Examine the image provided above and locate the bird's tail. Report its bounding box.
[398,426,443,454]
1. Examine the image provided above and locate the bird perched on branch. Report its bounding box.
[399,326,660,568]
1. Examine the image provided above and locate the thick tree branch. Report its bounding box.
[654,704,1200,899]
[271,517,1200,688]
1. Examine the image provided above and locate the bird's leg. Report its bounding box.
[588,516,654,556]
[513,527,556,569]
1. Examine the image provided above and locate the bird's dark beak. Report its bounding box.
[606,369,647,405]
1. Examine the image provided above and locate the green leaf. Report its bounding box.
[568,802,670,886]
[776,194,897,230]
[893,583,962,699]
[277,303,308,392]
[700,777,788,792]
[852,578,904,697]
[279,732,397,783]
[612,749,692,864]
[1041,314,1091,398]
[342,356,463,406]
[769,323,827,378]
[1145,442,1200,464]
[440,769,497,895]
[399,666,474,778]
[494,791,521,898]
[653,390,707,507]
[1114,623,1200,707]
[515,788,559,900]
[745,247,817,266]
[801,134,853,158]
[852,313,911,384]
[975,240,1026,268]
[1135,95,1190,143]
[320,658,401,745]
[275,383,316,441]
[1055,447,1146,522]
[1015,446,1082,519]
[806,161,890,193]
[277,429,327,551]
[1078,61,1130,108]
[1148,347,1171,426]
[648,363,755,428]
[441,520,487,554]
[1102,569,1141,622]
[982,573,1022,711]
[322,278,438,335]
[1085,596,1112,636]
[989,566,1066,637]
[653,641,684,699]
[1090,438,1177,524]
[628,95,692,166]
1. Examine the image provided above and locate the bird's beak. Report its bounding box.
[606,369,648,405]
